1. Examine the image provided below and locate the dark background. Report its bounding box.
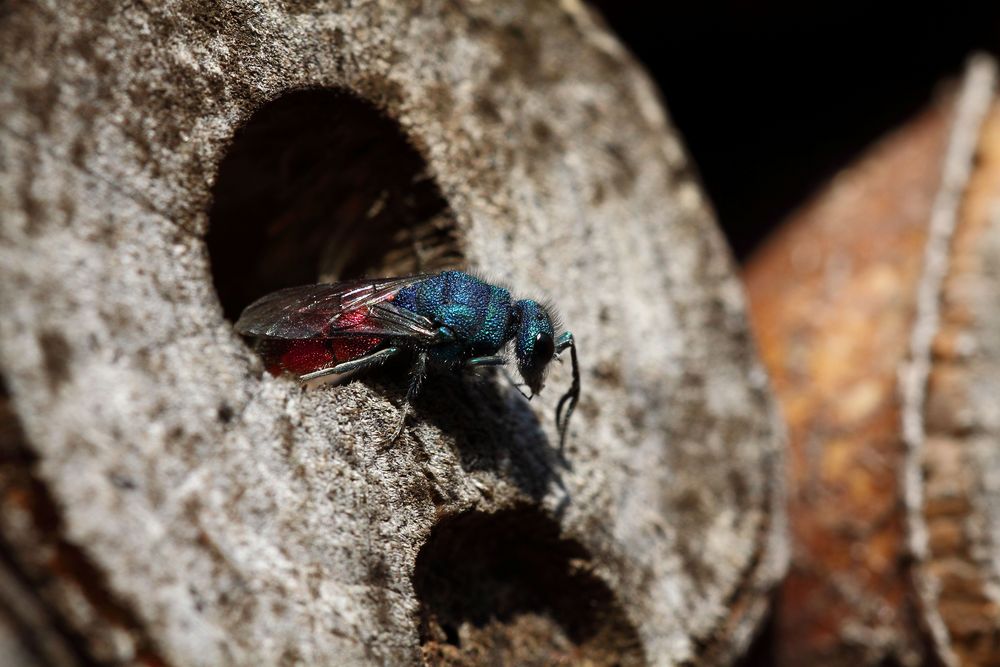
[591,2,1000,261]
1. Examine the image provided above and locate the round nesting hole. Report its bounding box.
[207,89,463,322]
[413,507,646,666]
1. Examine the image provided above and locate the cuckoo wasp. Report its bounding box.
[235,271,580,448]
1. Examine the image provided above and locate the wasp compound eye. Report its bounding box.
[534,332,554,361]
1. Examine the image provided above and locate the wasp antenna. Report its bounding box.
[501,367,533,401]
[554,334,580,452]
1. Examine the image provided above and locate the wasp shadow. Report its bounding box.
[360,358,566,503]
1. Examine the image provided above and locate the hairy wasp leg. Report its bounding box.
[299,346,401,382]
[385,350,428,446]
[465,355,506,368]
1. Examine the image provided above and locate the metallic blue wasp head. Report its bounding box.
[511,299,556,396]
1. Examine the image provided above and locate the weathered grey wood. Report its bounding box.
[0,1,786,665]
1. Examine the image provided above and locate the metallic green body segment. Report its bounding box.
[395,271,513,366]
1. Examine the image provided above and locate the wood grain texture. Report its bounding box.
[0,1,786,665]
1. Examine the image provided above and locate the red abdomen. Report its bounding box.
[257,306,385,377]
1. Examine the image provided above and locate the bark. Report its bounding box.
[746,55,1000,666]
[0,1,786,665]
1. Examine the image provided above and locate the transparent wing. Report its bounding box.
[235,275,435,340]
[365,301,442,341]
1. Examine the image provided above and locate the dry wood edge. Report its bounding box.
[918,104,1000,667]
[901,55,999,667]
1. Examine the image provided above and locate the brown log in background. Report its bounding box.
[0,1,786,665]
[746,56,1000,666]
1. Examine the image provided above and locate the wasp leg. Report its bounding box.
[385,350,428,445]
[500,367,533,401]
[465,355,506,367]
[554,331,574,355]
[299,346,401,382]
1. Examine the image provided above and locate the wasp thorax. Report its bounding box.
[511,299,556,396]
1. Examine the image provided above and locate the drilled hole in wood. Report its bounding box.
[413,507,646,667]
[207,89,463,322]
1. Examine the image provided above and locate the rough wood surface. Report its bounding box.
[0,2,786,665]
[746,56,1000,666]
[907,71,1000,667]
